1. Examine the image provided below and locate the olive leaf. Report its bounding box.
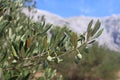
[87,20,93,41]
[93,28,104,39]
[11,45,19,59]
[91,20,101,36]
[72,33,78,48]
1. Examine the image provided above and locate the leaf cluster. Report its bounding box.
[0,0,103,80]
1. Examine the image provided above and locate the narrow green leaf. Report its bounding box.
[88,40,96,44]
[20,47,26,58]
[0,16,3,21]
[24,40,28,52]
[87,20,93,29]
[56,27,65,39]
[0,68,3,80]
[87,20,93,40]
[12,45,19,59]
[43,35,47,49]
[42,19,45,28]
[72,33,78,48]
[19,41,24,51]
[65,30,72,40]
[49,27,58,47]
[58,35,66,47]
[0,21,9,35]
[26,42,36,57]
[51,27,65,49]
[41,15,45,22]
[26,36,34,48]
[49,34,55,47]
[92,20,101,36]
[42,24,52,34]
[93,29,104,38]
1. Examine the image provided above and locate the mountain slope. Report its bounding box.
[22,8,120,51]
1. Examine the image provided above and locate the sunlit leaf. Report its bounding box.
[91,20,101,36]
[93,29,104,39]
[12,45,19,59]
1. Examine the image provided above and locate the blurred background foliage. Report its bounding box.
[54,43,120,80]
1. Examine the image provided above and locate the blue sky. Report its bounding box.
[35,0,120,17]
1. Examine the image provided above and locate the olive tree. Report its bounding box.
[0,0,103,80]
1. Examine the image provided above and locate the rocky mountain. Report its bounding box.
[22,8,120,51]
